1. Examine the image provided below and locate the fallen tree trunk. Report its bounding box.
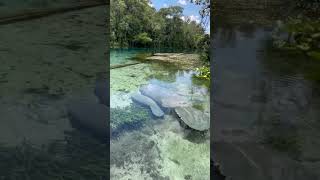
[110,62,141,69]
[0,1,107,25]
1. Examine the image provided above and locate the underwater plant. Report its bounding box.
[110,103,151,131]
[192,102,205,111]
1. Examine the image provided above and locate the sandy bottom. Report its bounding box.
[111,115,210,180]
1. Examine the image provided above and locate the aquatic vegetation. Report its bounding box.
[110,63,151,93]
[192,102,205,111]
[194,66,210,80]
[153,130,210,180]
[0,130,108,179]
[110,103,150,130]
[110,114,210,179]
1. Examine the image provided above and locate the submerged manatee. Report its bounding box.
[94,80,109,106]
[140,84,190,108]
[175,107,210,131]
[131,93,164,117]
[67,101,109,140]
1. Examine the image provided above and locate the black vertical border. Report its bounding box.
[106,0,111,179]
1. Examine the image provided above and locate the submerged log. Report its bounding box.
[110,62,141,69]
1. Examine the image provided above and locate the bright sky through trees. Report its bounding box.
[150,0,210,34]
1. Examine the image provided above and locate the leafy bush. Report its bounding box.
[296,0,320,11]
[272,17,320,60]
[194,66,210,80]
[133,33,153,47]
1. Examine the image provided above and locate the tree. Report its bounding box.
[110,0,207,49]
[190,0,210,27]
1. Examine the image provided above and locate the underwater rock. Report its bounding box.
[140,84,191,108]
[94,80,109,106]
[175,107,210,131]
[145,53,201,69]
[67,101,108,140]
[131,93,164,117]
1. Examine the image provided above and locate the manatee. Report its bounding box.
[140,84,190,108]
[175,107,210,131]
[131,93,164,117]
[94,80,109,106]
[67,101,109,140]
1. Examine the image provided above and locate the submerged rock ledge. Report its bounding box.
[145,53,202,69]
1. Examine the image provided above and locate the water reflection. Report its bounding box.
[213,21,320,179]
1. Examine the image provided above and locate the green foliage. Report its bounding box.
[194,66,210,80]
[295,0,320,11]
[111,0,208,49]
[307,51,320,60]
[190,0,210,26]
[133,33,153,47]
[198,34,210,63]
[110,103,150,130]
[273,17,320,60]
[192,66,210,88]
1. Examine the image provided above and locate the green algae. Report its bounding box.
[110,115,210,180]
[110,103,150,130]
[192,102,205,111]
[154,130,210,180]
[192,75,210,89]
[110,63,152,93]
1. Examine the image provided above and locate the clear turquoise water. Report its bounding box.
[110,48,196,65]
[110,48,210,179]
[110,49,210,134]
[110,48,148,65]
